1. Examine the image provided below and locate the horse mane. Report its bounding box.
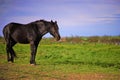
[35,19,48,23]
[29,19,49,24]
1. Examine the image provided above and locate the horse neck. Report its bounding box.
[37,20,50,37]
[38,26,49,37]
[40,30,48,37]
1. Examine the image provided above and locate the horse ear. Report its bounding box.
[51,20,53,23]
[55,21,57,24]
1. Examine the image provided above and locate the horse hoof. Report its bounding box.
[8,60,13,63]
[8,61,12,63]
[30,64,36,66]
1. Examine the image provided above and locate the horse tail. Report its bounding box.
[3,25,8,42]
[3,23,17,58]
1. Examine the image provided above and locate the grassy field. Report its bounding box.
[0,36,120,80]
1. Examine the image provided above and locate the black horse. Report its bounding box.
[3,20,61,65]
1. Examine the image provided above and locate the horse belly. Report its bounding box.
[16,37,29,44]
[12,32,29,44]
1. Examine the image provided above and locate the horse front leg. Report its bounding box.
[30,41,37,65]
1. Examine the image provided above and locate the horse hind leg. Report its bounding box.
[10,42,17,58]
[6,41,16,63]
[11,48,17,57]
[6,44,11,62]
[10,41,16,62]
[4,32,11,62]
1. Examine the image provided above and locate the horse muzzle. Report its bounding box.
[56,35,61,41]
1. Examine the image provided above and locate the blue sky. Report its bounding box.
[0,0,120,37]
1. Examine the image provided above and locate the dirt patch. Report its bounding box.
[0,63,120,80]
[66,73,120,80]
[30,71,120,80]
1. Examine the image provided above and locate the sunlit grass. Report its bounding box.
[0,36,120,79]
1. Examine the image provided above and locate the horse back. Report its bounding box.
[3,22,38,44]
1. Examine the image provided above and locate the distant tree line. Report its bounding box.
[60,36,120,45]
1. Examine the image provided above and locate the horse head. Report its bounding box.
[49,20,61,41]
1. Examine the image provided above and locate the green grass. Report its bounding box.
[0,37,120,80]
